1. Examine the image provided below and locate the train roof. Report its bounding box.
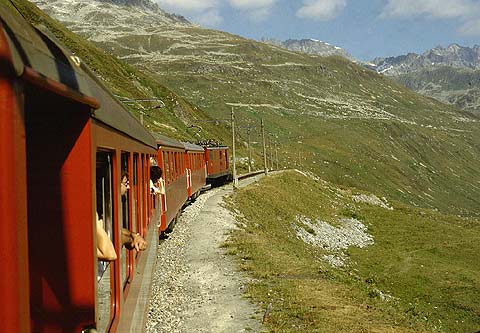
[183,142,204,152]
[204,146,229,151]
[153,132,185,149]
[0,3,157,149]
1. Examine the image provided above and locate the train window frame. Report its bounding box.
[174,152,178,179]
[95,150,116,333]
[132,154,138,236]
[120,152,133,289]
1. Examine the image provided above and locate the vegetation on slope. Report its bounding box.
[19,0,480,216]
[94,20,480,217]
[396,66,480,114]
[7,2,479,331]
[4,0,232,144]
[225,171,480,332]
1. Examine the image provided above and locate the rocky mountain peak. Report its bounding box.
[97,0,157,9]
[261,37,355,61]
[32,0,190,28]
[371,43,480,76]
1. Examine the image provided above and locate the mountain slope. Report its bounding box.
[31,0,480,217]
[7,0,234,144]
[372,44,480,75]
[372,44,480,113]
[261,38,355,61]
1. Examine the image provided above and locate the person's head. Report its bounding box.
[150,166,162,183]
[121,172,130,196]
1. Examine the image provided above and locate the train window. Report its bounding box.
[172,152,175,180]
[141,154,146,236]
[167,152,171,183]
[132,154,138,235]
[173,152,177,179]
[96,151,115,333]
[175,152,178,178]
[120,153,130,287]
[162,151,167,185]
[171,152,175,181]
[179,153,182,175]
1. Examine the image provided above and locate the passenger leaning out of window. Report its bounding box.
[150,166,165,195]
[96,174,147,261]
[120,173,148,252]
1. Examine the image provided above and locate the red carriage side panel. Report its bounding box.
[155,136,189,233]
[189,151,206,196]
[205,146,230,183]
[25,87,95,333]
[0,24,30,333]
[183,143,206,199]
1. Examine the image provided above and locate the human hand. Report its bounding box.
[132,233,147,251]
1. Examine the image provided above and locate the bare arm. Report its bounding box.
[121,228,147,251]
[96,217,117,261]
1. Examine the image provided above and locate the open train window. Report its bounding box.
[165,151,170,184]
[132,154,138,235]
[120,153,131,287]
[174,152,178,179]
[130,154,140,233]
[96,151,115,333]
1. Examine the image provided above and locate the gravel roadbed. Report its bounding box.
[146,184,264,333]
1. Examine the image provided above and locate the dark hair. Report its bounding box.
[150,166,162,182]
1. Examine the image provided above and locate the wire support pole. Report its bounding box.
[261,118,268,176]
[231,107,238,187]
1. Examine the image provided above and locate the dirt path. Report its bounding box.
[146,177,265,332]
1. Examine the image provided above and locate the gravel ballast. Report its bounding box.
[146,185,264,333]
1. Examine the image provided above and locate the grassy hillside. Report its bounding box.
[225,171,480,332]
[4,0,233,144]
[9,2,479,331]
[397,66,480,114]
[64,10,480,217]
[13,0,480,217]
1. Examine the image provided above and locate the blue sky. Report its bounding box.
[155,0,480,61]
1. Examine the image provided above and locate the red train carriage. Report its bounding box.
[204,146,230,184]
[183,142,206,200]
[155,134,188,236]
[0,5,159,333]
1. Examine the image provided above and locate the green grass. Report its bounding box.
[15,0,480,218]
[225,171,480,332]
[4,0,233,145]
[12,2,480,330]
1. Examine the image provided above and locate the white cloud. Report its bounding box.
[194,9,224,27]
[156,0,218,13]
[228,0,277,21]
[381,0,480,36]
[459,19,480,35]
[156,0,277,23]
[228,0,276,10]
[296,0,347,21]
[381,0,478,19]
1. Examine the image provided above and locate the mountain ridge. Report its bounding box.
[261,38,355,61]
[372,43,480,75]
[370,44,480,113]
[30,0,480,218]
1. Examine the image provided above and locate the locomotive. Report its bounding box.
[0,3,229,332]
